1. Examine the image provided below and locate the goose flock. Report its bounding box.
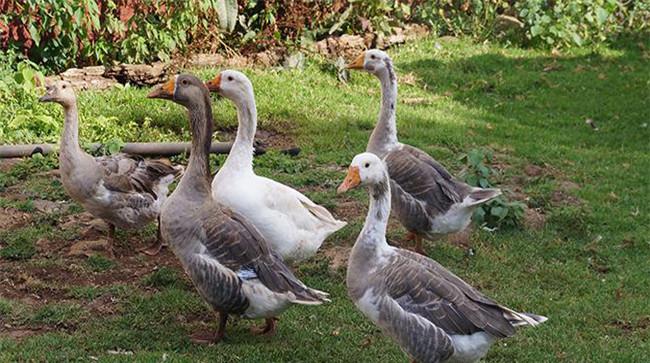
[38,49,547,362]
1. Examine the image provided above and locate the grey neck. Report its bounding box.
[223,92,257,172]
[60,103,82,157]
[178,95,214,196]
[367,64,399,157]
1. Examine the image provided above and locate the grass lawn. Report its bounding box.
[1,36,649,362]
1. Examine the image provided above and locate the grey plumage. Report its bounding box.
[39,81,182,234]
[342,152,546,363]
[384,145,471,235]
[153,74,327,342]
[354,49,501,245]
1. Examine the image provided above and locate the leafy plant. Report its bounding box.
[460,148,525,229]
[0,0,222,72]
[516,0,623,47]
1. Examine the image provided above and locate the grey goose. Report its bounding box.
[147,74,329,343]
[338,152,546,363]
[39,81,182,256]
[347,50,501,254]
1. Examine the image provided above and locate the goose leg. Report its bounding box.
[414,235,426,255]
[139,216,166,256]
[107,223,116,258]
[250,317,278,336]
[191,311,228,344]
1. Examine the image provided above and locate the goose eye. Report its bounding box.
[181,79,188,85]
[364,163,370,168]
[370,55,375,60]
[227,76,233,81]
[62,85,66,89]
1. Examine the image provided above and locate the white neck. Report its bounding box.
[367,65,399,157]
[357,176,391,251]
[222,91,257,173]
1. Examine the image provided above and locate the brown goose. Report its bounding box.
[338,152,546,363]
[39,81,182,256]
[347,50,501,254]
[148,75,329,343]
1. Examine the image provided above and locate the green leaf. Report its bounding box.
[215,0,238,32]
[490,206,507,219]
[28,24,41,45]
[570,32,583,46]
[596,7,610,25]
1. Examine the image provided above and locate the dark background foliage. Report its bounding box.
[1,0,648,73]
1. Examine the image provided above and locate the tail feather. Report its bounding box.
[506,309,548,328]
[299,200,347,230]
[467,187,502,206]
[290,288,331,305]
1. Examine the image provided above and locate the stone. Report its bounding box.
[314,34,366,59]
[190,53,226,68]
[105,62,170,86]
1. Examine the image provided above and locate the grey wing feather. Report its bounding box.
[384,146,470,232]
[381,249,516,338]
[187,251,249,314]
[376,294,454,363]
[200,206,328,303]
[96,153,181,199]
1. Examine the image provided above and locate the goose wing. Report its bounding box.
[199,206,328,303]
[380,248,516,338]
[97,153,181,198]
[384,145,469,223]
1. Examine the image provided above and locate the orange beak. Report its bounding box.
[148,77,176,99]
[205,73,221,92]
[337,166,361,194]
[346,52,366,69]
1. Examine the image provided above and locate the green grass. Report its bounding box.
[1,36,649,362]
[84,254,116,272]
[0,226,41,260]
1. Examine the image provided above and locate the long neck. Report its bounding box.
[60,103,82,155]
[357,177,391,251]
[223,92,257,173]
[367,64,398,156]
[179,96,214,196]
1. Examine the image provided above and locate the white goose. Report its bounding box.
[205,70,346,263]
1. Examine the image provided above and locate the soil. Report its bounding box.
[0,207,31,230]
[215,126,297,152]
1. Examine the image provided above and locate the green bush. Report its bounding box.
[0,0,222,72]
[517,0,622,47]
[1,1,648,75]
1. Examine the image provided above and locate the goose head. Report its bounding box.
[147,74,208,107]
[205,70,253,104]
[39,81,76,107]
[347,49,393,75]
[337,152,387,193]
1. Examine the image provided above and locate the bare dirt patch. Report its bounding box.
[0,328,43,341]
[321,246,351,273]
[216,126,297,152]
[0,158,22,173]
[0,207,31,230]
[333,199,365,223]
[524,207,546,230]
